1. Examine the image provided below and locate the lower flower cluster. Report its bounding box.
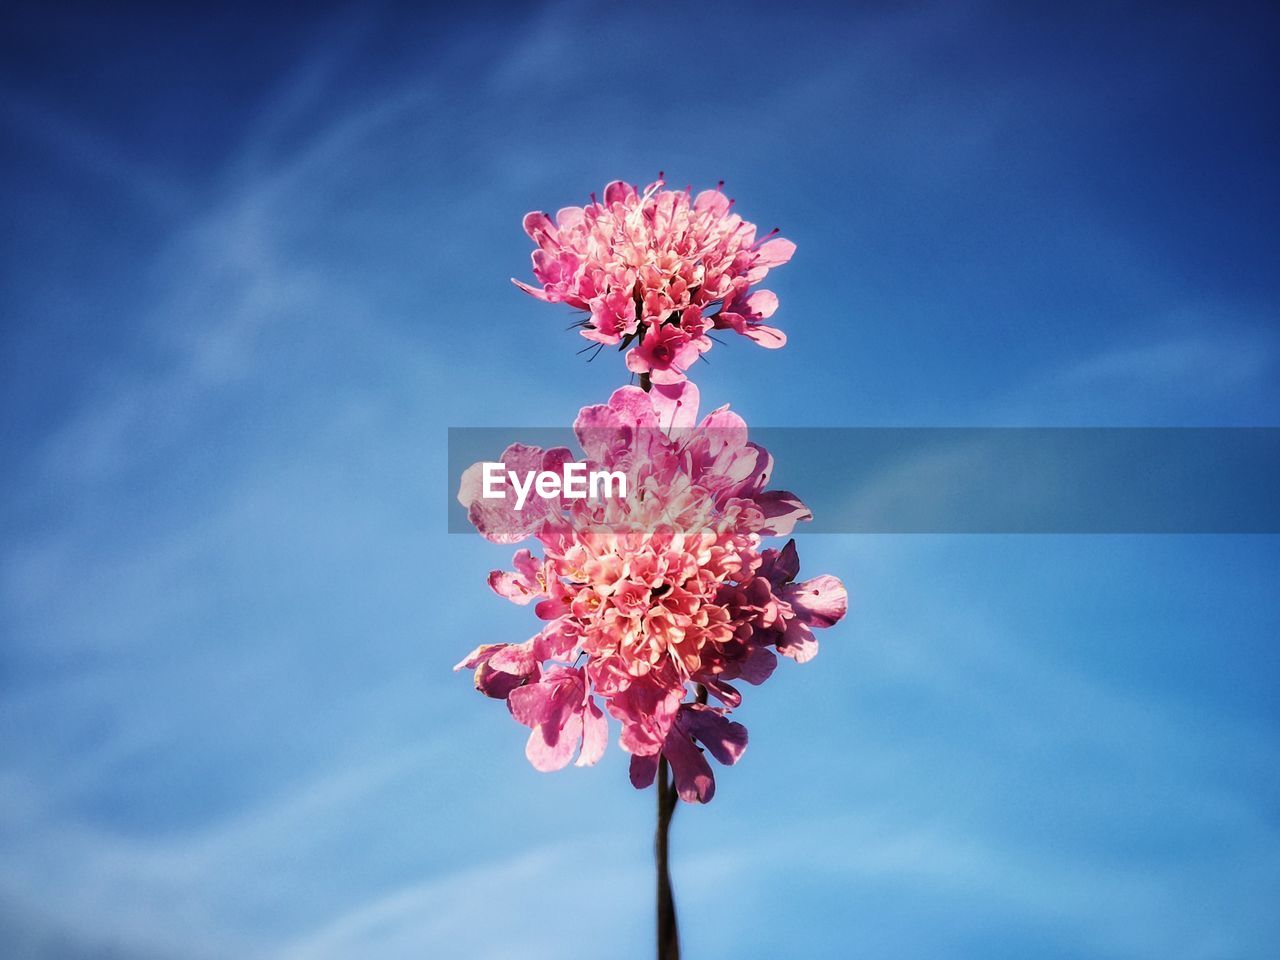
[455,382,846,802]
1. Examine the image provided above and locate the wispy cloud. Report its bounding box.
[2,2,1278,957]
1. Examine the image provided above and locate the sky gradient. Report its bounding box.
[2,2,1279,958]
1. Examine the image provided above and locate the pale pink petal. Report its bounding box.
[744,289,779,318]
[743,324,787,349]
[650,380,700,431]
[489,640,539,676]
[754,490,813,536]
[456,461,486,508]
[526,710,583,772]
[575,699,608,767]
[693,188,731,216]
[755,237,796,268]
[777,619,820,664]
[784,575,848,628]
[454,643,501,672]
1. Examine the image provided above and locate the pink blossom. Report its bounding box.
[455,383,847,802]
[513,178,796,381]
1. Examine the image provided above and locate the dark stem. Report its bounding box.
[643,368,685,959]
[656,756,680,960]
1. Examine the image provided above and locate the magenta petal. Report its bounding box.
[698,677,743,708]
[603,180,637,206]
[760,539,800,586]
[682,706,748,766]
[737,645,778,684]
[715,311,747,334]
[521,211,556,242]
[489,641,538,676]
[629,753,659,789]
[510,277,550,301]
[474,661,531,700]
[664,730,716,803]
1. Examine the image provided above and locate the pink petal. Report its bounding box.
[664,730,716,803]
[522,211,556,243]
[507,677,558,727]
[532,619,579,661]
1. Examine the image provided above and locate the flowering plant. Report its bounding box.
[457,180,846,958]
[456,381,846,802]
[513,177,796,382]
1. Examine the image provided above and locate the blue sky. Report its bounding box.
[2,2,1278,958]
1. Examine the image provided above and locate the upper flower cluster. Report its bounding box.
[513,178,796,383]
[456,382,846,802]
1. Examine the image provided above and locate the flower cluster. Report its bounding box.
[513,178,795,383]
[456,382,847,802]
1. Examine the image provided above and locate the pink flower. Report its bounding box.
[513,178,796,381]
[455,382,847,802]
[508,666,607,771]
[625,319,705,384]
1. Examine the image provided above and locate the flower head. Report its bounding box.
[456,382,847,802]
[514,178,795,381]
